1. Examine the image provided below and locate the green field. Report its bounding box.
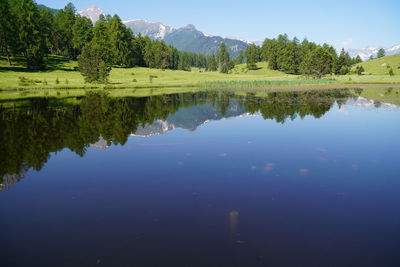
[352,54,400,75]
[1,55,400,99]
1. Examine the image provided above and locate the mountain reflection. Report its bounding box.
[0,88,398,189]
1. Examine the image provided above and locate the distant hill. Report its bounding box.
[352,54,400,75]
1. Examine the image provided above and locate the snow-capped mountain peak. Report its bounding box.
[347,44,400,61]
[78,6,104,24]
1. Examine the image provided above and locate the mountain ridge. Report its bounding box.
[78,5,399,59]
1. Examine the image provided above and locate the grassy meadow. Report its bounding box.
[1,55,400,101]
[352,54,400,75]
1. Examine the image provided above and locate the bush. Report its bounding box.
[356,66,365,75]
[132,79,137,82]
[389,68,395,76]
[65,79,69,84]
[18,77,35,86]
[55,78,60,84]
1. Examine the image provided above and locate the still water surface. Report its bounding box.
[1,88,400,266]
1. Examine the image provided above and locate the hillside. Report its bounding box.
[352,54,400,75]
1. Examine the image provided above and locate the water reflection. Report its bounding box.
[229,210,239,237]
[1,88,399,190]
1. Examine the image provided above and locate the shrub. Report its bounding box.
[18,77,34,86]
[389,68,394,76]
[356,66,365,75]
[56,78,60,84]
[132,79,137,82]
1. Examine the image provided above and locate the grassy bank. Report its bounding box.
[1,55,400,98]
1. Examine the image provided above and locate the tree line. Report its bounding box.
[245,34,363,78]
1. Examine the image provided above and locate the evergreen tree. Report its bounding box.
[14,0,47,69]
[78,42,111,83]
[300,47,333,78]
[377,48,385,58]
[72,15,93,56]
[279,40,300,74]
[206,54,218,71]
[92,15,113,65]
[246,44,259,70]
[261,38,279,70]
[235,51,244,65]
[143,37,155,68]
[335,48,351,75]
[54,3,76,58]
[132,33,146,66]
[217,42,232,73]
[0,0,17,64]
[154,41,170,69]
[109,15,134,67]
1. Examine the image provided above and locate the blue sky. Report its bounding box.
[38,0,400,49]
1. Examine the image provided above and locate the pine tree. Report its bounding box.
[300,47,333,78]
[246,44,259,70]
[54,3,76,58]
[279,40,300,74]
[235,51,244,65]
[334,48,351,74]
[206,54,217,71]
[217,42,232,73]
[92,15,113,65]
[109,15,134,67]
[377,48,385,58]
[14,0,47,69]
[0,0,17,65]
[72,15,93,56]
[78,42,111,83]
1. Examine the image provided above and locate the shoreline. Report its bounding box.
[0,83,399,101]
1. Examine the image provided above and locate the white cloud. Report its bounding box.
[341,38,353,47]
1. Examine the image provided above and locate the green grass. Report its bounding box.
[1,56,400,99]
[352,54,400,75]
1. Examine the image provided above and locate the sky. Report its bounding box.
[38,0,400,49]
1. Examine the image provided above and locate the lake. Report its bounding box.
[1,88,400,266]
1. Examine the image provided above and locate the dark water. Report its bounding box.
[1,88,400,266]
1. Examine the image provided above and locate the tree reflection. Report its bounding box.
[0,89,357,180]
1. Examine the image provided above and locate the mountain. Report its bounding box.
[163,24,249,57]
[124,20,174,40]
[347,44,400,61]
[124,20,250,57]
[78,6,251,57]
[1,166,28,192]
[78,6,104,24]
[132,101,249,137]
